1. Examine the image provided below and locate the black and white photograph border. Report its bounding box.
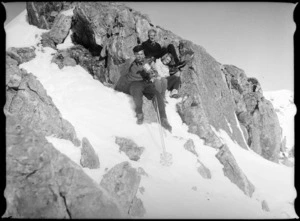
[1,1,298,219]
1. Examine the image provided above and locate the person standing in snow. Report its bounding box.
[114,45,172,132]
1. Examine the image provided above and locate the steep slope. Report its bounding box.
[4,3,297,219]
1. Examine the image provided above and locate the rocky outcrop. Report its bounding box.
[80,137,100,169]
[26,2,74,29]
[115,137,145,161]
[5,53,81,147]
[215,145,255,197]
[261,200,270,212]
[222,65,282,162]
[100,162,146,217]
[4,115,124,218]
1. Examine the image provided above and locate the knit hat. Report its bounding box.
[133,45,144,53]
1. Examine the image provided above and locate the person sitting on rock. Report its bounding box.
[142,29,183,68]
[114,45,172,132]
[153,53,182,99]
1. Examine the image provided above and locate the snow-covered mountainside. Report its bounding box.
[264,90,296,150]
[5,9,298,219]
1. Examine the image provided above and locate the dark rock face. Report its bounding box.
[115,137,145,161]
[5,53,81,147]
[80,137,100,169]
[222,65,282,162]
[215,145,255,197]
[100,162,145,217]
[4,115,123,218]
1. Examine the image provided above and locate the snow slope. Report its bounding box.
[6,10,298,219]
[264,90,296,150]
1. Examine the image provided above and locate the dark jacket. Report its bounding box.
[142,39,163,59]
[114,58,154,94]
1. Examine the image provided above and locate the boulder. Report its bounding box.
[5,54,81,147]
[184,139,198,157]
[115,137,145,161]
[215,145,255,197]
[4,115,124,218]
[80,137,100,169]
[100,161,145,217]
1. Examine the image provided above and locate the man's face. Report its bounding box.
[162,55,171,65]
[148,31,156,42]
[135,50,145,62]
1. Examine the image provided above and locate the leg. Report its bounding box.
[143,83,167,119]
[129,81,146,115]
[167,75,181,91]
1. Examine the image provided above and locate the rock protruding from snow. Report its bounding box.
[222,65,282,162]
[115,137,145,161]
[5,53,81,147]
[215,145,255,197]
[80,137,100,169]
[261,200,270,212]
[41,11,73,47]
[196,159,211,179]
[100,161,145,217]
[184,139,198,157]
[4,115,123,219]
[6,47,36,64]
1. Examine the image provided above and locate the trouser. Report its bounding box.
[129,81,167,119]
[166,75,181,91]
[154,78,168,98]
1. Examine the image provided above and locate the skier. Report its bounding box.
[114,45,172,132]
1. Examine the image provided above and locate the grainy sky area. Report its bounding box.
[3,2,296,91]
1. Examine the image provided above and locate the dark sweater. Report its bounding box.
[142,39,163,59]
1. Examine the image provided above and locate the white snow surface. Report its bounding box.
[264,90,296,149]
[7,12,298,219]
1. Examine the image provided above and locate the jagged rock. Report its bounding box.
[115,137,145,161]
[128,196,146,217]
[184,139,198,157]
[222,65,282,162]
[4,115,124,218]
[176,40,247,150]
[26,2,74,29]
[261,200,270,212]
[5,55,80,146]
[100,161,145,217]
[215,145,255,197]
[280,136,287,152]
[80,137,100,169]
[47,11,73,44]
[6,47,36,64]
[196,159,211,179]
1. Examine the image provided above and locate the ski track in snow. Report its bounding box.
[7,11,298,219]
